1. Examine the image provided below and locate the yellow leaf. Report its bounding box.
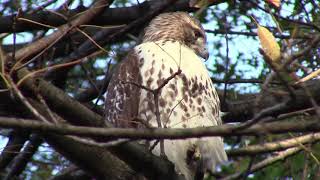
[257,24,281,62]
[266,0,281,8]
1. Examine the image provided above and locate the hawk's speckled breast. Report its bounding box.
[135,40,227,180]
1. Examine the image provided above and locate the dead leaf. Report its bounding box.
[266,0,281,8]
[189,0,212,8]
[257,24,281,62]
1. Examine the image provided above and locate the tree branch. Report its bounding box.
[0,117,320,139]
[222,147,303,180]
[3,134,42,180]
[227,132,320,156]
[0,131,29,173]
[223,79,320,123]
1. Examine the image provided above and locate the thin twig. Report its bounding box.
[221,147,303,180]
[227,132,320,156]
[67,136,129,148]
[222,19,230,108]
[234,101,288,130]
[6,76,50,123]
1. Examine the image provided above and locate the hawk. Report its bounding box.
[105,12,227,180]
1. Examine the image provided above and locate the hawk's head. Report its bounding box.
[142,12,209,60]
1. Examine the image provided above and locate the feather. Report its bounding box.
[104,12,227,180]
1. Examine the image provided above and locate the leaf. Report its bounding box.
[256,23,281,63]
[266,0,281,8]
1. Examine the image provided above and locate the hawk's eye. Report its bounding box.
[194,31,202,38]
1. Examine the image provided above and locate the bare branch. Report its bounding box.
[227,132,320,156]
[222,147,303,180]
[0,131,29,172]
[0,117,320,139]
[205,29,310,39]
[4,134,42,180]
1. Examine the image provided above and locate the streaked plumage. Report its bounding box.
[105,12,227,180]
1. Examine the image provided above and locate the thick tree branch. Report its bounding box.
[3,134,42,180]
[49,166,92,180]
[45,134,136,180]
[0,131,29,173]
[23,98,137,180]
[0,117,319,139]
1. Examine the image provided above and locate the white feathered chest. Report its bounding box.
[136,41,221,128]
[134,40,227,179]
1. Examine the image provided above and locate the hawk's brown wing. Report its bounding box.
[104,50,142,128]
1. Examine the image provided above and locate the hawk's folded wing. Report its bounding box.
[104,51,142,128]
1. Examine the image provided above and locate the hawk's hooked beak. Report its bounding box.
[199,48,209,61]
[192,39,209,60]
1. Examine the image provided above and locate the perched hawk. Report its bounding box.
[105,12,227,180]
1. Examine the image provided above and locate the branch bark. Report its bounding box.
[3,134,42,180]
[0,131,29,174]
[227,133,320,156]
[0,116,319,139]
